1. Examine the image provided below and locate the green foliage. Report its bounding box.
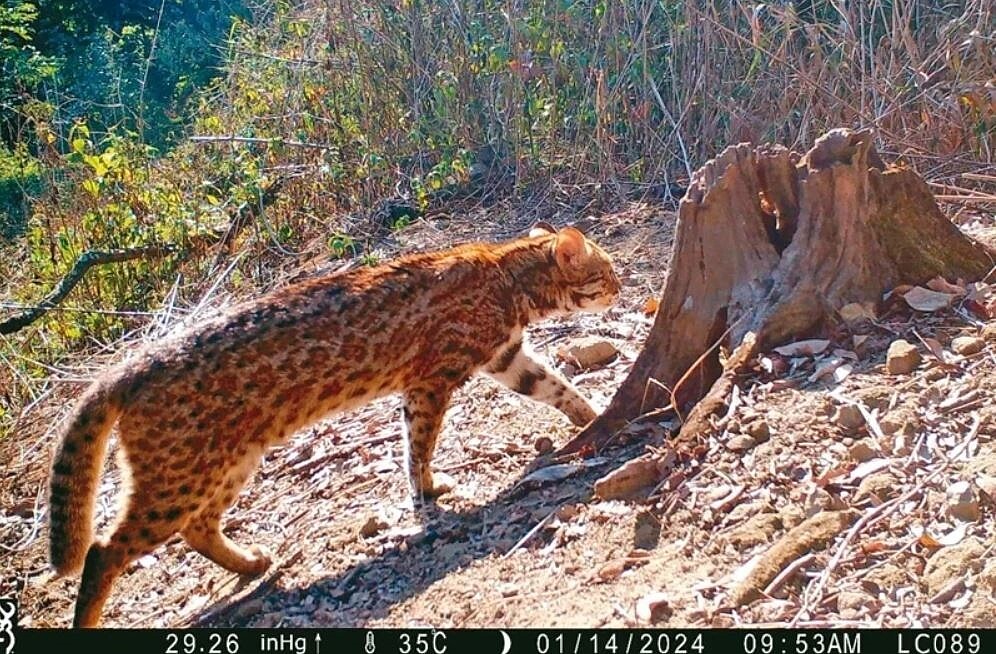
[3,0,994,443]
[0,140,42,237]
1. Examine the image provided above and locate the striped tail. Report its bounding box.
[49,382,122,576]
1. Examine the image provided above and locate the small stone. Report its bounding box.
[977,475,996,500]
[886,339,921,375]
[498,583,519,598]
[979,560,996,593]
[856,472,899,503]
[924,538,985,595]
[744,419,771,443]
[849,439,878,463]
[951,336,985,356]
[559,337,619,370]
[834,404,864,431]
[359,515,388,538]
[837,589,875,617]
[879,410,917,437]
[803,487,834,517]
[947,481,980,522]
[726,434,758,452]
[534,436,554,454]
[597,559,627,581]
[982,323,996,342]
[556,504,580,521]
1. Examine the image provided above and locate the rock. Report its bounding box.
[886,339,921,375]
[596,558,627,582]
[726,434,758,452]
[359,515,388,538]
[947,481,980,522]
[852,386,893,411]
[778,505,805,529]
[979,560,996,593]
[837,589,878,619]
[977,475,996,501]
[803,487,834,517]
[635,592,671,624]
[856,472,900,503]
[722,512,783,549]
[879,408,917,437]
[559,337,619,370]
[982,323,996,342]
[849,439,878,462]
[951,335,984,356]
[923,538,985,596]
[834,404,864,431]
[744,419,771,443]
[534,435,554,454]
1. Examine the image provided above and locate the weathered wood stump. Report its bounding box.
[560,128,994,461]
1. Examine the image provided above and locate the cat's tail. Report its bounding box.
[49,379,124,576]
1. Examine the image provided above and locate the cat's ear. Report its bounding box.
[529,220,557,238]
[553,227,589,269]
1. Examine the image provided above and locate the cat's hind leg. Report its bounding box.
[402,386,456,500]
[181,455,270,575]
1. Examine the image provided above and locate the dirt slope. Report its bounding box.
[3,201,994,628]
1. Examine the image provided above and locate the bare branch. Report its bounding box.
[0,245,178,335]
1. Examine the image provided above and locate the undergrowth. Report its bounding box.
[1,0,993,440]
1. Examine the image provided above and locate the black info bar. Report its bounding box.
[6,628,993,654]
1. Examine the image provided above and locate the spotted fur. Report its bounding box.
[48,225,620,627]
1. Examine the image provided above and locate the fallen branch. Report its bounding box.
[0,245,178,335]
[729,509,859,607]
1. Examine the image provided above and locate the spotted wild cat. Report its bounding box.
[48,223,620,627]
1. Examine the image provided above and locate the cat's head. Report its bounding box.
[531,223,621,313]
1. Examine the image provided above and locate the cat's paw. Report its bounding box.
[567,402,597,426]
[415,471,457,500]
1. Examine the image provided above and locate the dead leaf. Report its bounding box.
[919,533,942,548]
[773,339,831,357]
[926,276,966,296]
[847,458,890,483]
[903,286,957,312]
[833,364,854,383]
[594,453,675,500]
[635,592,671,623]
[839,302,877,323]
[860,540,889,554]
[922,336,947,362]
[517,458,610,488]
[937,522,970,546]
[815,464,850,487]
[964,298,992,319]
[643,297,660,316]
[809,357,848,383]
[888,284,915,299]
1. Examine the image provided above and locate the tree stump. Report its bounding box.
[560,128,994,458]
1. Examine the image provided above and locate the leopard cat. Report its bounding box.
[48,223,621,627]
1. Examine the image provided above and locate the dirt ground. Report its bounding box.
[3,200,995,629]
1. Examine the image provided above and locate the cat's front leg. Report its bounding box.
[485,339,597,426]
